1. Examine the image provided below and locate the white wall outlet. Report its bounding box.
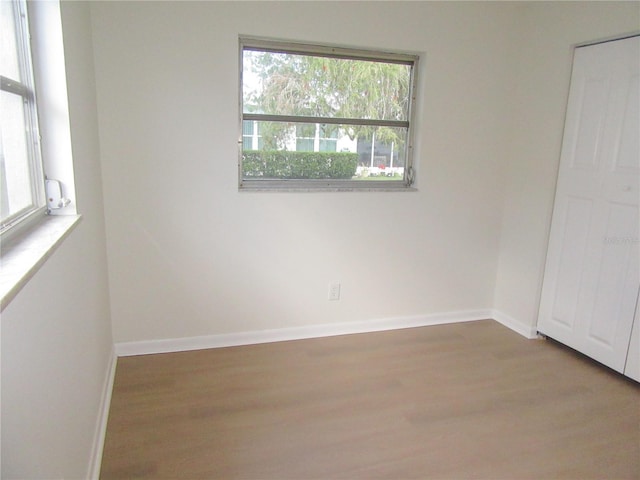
[328,282,341,301]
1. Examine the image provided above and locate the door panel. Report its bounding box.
[549,197,593,329]
[615,74,639,170]
[572,77,609,169]
[538,36,640,373]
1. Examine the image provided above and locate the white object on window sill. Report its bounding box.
[0,214,81,312]
[45,179,72,210]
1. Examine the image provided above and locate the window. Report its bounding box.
[0,0,79,310]
[239,37,419,189]
[1,0,45,231]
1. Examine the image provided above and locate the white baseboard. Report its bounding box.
[491,309,538,339]
[115,309,500,357]
[88,347,117,480]
[115,309,537,358]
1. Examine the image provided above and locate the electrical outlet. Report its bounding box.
[328,282,341,301]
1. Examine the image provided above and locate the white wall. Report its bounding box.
[91,1,521,343]
[1,2,113,478]
[493,2,640,330]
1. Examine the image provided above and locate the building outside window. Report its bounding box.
[295,124,339,153]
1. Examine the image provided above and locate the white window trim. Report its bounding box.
[28,0,77,216]
[238,36,420,191]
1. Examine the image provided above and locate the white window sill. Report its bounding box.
[240,187,419,192]
[0,215,81,312]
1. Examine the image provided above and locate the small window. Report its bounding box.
[1,0,45,231]
[239,37,419,190]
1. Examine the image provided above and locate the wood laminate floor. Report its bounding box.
[100,320,640,479]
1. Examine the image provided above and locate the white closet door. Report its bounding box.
[538,36,640,373]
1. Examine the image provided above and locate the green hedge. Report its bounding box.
[243,151,358,180]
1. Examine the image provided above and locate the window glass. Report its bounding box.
[1,90,33,216]
[240,38,418,189]
[0,1,21,82]
[242,51,411,122]
[1,0,44,230]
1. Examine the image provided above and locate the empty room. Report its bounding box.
[1,1,639,479]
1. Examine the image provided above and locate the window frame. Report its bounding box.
[0,0,80,311]
[1,0,46,234]
[238,36,419,191]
